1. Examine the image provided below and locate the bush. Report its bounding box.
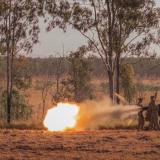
[0,90,32,121]
[120,63,137,103]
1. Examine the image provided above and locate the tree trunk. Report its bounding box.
[56,76,59,94]
[6,0,13,124]
[108,70,114,101]
[42,99,45,119]
[115,55,120,104]
[7,93,11,124]
[6,51,11,124]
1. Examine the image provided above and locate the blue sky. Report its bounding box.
[32,0,160,58]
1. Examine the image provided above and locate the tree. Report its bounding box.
[0,56,33,121]
[120,63,137,103]
[0,0,39,123]
[51,56,67,103]
[35,79,53,119]
[52,56,64,102]
[13,56,32,90]
[0,90,32,121]
[34,57,54,119]
[62,46,93,102]
[44,0,159,102]
[112,0,159,103]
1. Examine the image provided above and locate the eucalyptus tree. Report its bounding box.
[62,46,93,102]
[0,0,40,123]
[42,0,159,102]
[111,0,159,103]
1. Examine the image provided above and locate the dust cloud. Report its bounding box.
[77,97,140,130]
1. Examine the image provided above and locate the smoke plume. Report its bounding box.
[77,97,139,130]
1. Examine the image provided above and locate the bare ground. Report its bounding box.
[0,129,160,160]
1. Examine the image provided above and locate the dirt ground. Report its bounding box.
[0,130,160,160]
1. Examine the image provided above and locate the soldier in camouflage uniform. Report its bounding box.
[137,98,145,130]
[148,93,159,130]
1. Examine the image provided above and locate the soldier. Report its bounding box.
[137,98,143,107]
[157,104,160,128]
[137,98,145,130]
[148,93,159,130]
[138,110,145,130]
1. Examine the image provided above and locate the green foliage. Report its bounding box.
[120,63,137,103]
[0,0,40,53]
[0,90,32,121]
[0,0,39,123]
[62,46,93,102]
[13,56,32,90]
[44,0,159,101]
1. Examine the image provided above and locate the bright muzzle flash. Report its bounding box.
[43,102,80,131]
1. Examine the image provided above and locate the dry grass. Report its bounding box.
[1,77,160,159]
[96,120,138,130]
[0,129,160,160]
[0,119,138,130]
[0,122,44,130]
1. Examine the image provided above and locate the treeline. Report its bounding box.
[1,57,160,78]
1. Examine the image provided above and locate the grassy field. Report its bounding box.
[0,129,160,160]
[23,78,160,108]
[1,76,160,126]
[0,78,160,160]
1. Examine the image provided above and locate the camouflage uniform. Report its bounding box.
[137,98,144,130]
[148,96,159,130]
[138,110,144,130]
[158,104,160,126]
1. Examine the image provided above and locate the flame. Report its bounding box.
[43,103,80,131]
